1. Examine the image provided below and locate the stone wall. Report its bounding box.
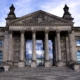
[13,32,20,66]
[61,36,67,62]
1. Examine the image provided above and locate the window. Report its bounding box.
[76,40,80,46]
[76,51,80,63]
[0,40,2,47]
[0,51,3,64]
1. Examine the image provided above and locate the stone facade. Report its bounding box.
[0,4,80,71]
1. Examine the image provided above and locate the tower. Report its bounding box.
[62,4,74,21]
[6,4,16,23]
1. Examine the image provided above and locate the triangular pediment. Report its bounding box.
[8,10,73,26]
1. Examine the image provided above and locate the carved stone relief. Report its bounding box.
[22,13,55,25]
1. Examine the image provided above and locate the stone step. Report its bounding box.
[0,66,80,80]
[9,66,73,72]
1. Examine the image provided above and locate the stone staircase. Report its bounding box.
[0,66,80,80]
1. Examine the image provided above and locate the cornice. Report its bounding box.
[0,27,7,32]
[9,23,73,26]
[73,28,80,32]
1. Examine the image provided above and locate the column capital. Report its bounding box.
[68,30,74,35]
[9,30,13,34]
[68,30,71,33]
[20,30,25,33]
[72,30,74,34]
[56,30,61,33]
[45,27,49,33]
[32,30,36,33]
[31,27,36,33]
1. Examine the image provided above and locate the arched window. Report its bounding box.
[76,51,80,63]
[0,51,3,64]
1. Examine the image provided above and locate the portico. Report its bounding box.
[1,4,80,71]
[6,28,72,67]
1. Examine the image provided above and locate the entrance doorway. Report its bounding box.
[25,40,53,66]
[36,40,44,66]
[26,40,32,66]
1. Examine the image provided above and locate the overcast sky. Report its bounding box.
[0,0,80,26]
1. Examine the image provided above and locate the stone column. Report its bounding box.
[68,31,76,65]
[3,30,9,62]
[44,29,50,67]
[7,31,13,65]
[68,31,74,63]
[18,31,25,67]
[56,30,63,67]
[31,30,37,67]
[55,37,58,62]
[66,36,70,64]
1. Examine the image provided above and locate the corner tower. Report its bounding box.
[62,4,74,21]
[6,4,16,23]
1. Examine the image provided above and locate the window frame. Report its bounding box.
[0,51,3,64]
[76,51,80,63]
[76,40,80,46]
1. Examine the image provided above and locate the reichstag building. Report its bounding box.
[0,4,80,71]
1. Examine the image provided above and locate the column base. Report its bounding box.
[1,62,11,71]
[69,61,80,71]
[31,60,37,67]
[18,61,25,67]
[73,64,80,71]
[45,60,50,67]
[56,60,65,67]
[68,60,75,66]
[7,60,13,66]
[4,65,10,72]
